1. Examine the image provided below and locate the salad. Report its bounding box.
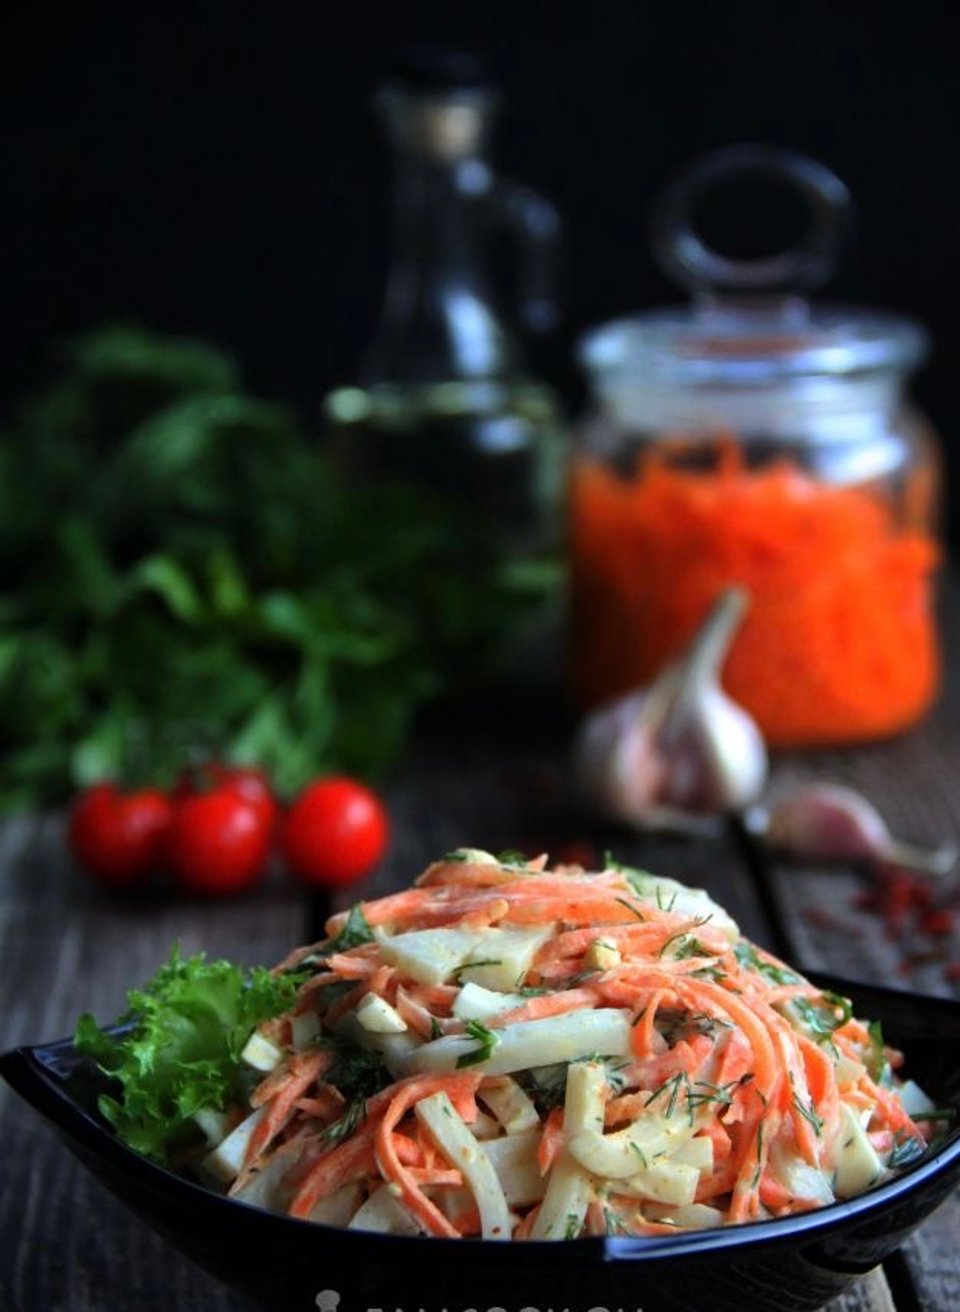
[77,850,947,1240]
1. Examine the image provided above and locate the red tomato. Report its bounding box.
[166,790,271,896]
[173,762,279,831]
[281,777,389,888]
[69,783,173,889]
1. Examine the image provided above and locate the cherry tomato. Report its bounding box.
[173,762,279,831]
[69,783,173,889]
[280,777,389,888]
[166,789,271,896]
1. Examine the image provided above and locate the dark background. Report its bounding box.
[3,2,959,521]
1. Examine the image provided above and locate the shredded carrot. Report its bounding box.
[535,917,730,967]
[409,983,459,1009]
[759,1170,803,1213]
[324,873,626,936]
[715,1028,753,1088]
[395,986,446,1039]
[799,1035,841,1146]
[461,898,511,930]
[631,986,666,1058]
[391,1132,424,1166]
[407,1167,464,1188]
[416,861,517,888]
[861,1076,924,1138]
[569,444,939,746]
[294,1089,345,1122]
[538,1108,565,1175]
[701,1117,733,1163]
[415,1123,442,1171]
[634,1032,716,1091]
[490,986,601,1028]
[729,1108,781,1223]
[869,1130,895,1154]
[245,1050,334,1164]
[674,976,782,1104]
[513,1205,541,1240]
[322,952,382,978]
[416,855,549,888]
[604,1091,650,1126]
[376,1074,483,1237]
[323,981,370,1026]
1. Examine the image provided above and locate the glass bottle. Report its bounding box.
[570,146,941,747]
[325,52,564,548]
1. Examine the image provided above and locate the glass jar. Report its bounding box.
[570,146,941,747]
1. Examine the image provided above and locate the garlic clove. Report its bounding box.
[764,784,888,861]
[758,783,956,876]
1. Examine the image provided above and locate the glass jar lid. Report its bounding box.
[580,146,928,389]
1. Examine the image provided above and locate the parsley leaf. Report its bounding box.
[785,992,852,1042]
[734,940,801,986]
[322,905,374,956]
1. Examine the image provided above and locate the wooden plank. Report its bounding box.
[826,1269,897,1312]
[0,813,296,1312]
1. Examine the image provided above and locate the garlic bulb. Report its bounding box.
[575,588,768,825]
[752,783,956,876]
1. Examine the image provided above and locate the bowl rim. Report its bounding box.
[5,969,960,1265]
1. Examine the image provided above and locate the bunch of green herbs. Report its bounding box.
[0,327,557,809]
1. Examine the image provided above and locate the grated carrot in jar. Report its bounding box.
[569,442,940,746]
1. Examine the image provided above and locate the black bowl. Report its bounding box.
[4,971,960,1312]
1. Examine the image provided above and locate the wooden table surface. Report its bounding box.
[3,603,960,1310]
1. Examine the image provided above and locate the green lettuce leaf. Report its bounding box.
[75,945,301,1162]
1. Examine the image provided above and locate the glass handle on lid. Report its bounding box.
[649,144,853,297]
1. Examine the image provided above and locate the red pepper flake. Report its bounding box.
[849,863,958,985]
[919,908,955,937]
[909,881,936,912]
[876,868,915,938]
